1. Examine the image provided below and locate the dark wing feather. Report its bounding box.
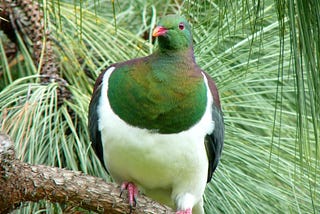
[203,72,224,182]
[205,105,224,182]
[88,70,109,172]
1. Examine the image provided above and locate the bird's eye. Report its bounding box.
[178,23,185,30]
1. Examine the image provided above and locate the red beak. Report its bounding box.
[152,26,168,37]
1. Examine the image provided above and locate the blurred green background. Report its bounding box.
[0,0,319,213]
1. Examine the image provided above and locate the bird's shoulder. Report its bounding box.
[201,71,221,109]
[92,55,152,94]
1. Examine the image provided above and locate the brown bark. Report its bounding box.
[0,133,174,214]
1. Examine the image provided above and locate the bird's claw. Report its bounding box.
[176,208,192,214]
[120,182,139,210]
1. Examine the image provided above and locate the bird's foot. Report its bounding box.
[120,182,139,209]
[176,208,192,214]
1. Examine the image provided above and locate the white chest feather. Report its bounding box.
[97,66,214,210]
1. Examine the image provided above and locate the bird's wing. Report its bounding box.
[88,69,109,172]
[203,72,224,182]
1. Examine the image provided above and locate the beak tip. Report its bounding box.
[152,31,158,37]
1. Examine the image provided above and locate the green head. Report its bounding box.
[152,15,192,51]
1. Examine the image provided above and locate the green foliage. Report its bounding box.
[0,0,319,213]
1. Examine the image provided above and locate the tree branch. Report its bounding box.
[0,133,173,213]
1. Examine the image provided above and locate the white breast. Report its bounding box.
[97,66,214,209]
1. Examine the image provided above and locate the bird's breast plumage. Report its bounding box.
[107,55,208,134]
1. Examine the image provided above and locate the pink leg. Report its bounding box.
[120,182,139,208]
[176,208,192,214]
